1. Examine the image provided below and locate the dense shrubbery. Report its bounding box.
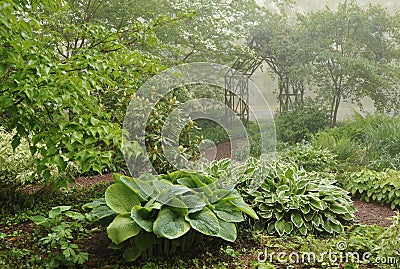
[275,99,330,144]
[237,159,355,236]
[278,143,338,172]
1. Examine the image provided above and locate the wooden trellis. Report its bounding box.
[224,58,263,126]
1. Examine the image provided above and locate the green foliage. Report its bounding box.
[299,2,400,125]
[376,211,400,262]
[30,206,89,268]
[0,0,165,187]
[238,159,355,236]
[125,89,201,175]
[275,99,330,144]
[279,143,338,172]
[84,170,257,261]
[0,127,79,194]
[313,113,400,170]
[339,168,400,209]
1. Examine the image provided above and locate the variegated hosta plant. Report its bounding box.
[83,170,257,261]
[238,159,355,237]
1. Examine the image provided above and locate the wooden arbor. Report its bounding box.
[225,55,306,125]
[224,58,263,126]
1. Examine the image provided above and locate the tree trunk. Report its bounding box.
[332,95,341,126]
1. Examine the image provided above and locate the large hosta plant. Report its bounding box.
[238,159,355,236]
[84,169,257,261]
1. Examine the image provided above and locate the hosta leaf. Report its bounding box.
[300,204,311,215]
[105,183,140,213]
[90,205,116,221]
[291,213,303,228]
[213,200,244,223]
[180,194,206,213]
[217,218,237,242]
[123,246,141,262]
[231,197,259,220]
[267,222,275,234]
[186,207,219,236]
[107,214,141,245]
[131,206,154,232]
[308,197,325,210]
[275,219,286,236]
[177,176,206,188]
[331,223,344,233]
[153,208,190,239]
[134,233,158,251]
[284,221,294,234]
[119,175,153,201]
[299,225,308,236]
[322,220,333,233]
[259,211,273,219]
[275,211,284,221]
[329,203,349,214]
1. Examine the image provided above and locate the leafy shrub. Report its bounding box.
[124,90,202,175]
[30,206,89,268]
[0,127,39,191]
[84,170,257,261]
[275,99,330,144]
[338,168,400,209]
[279,143,338,172]
[0,127,79,194]
[312,128,357,162]
[238,159,355,236]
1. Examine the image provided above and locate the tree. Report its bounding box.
[0,0,163,188]
[299,1,400,125]
[249,11,312,112]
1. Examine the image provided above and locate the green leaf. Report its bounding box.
[118,174,153,201]
[329,203,349,215]
[153,207,190,239]
[107,214,141,245]
[11,136,20,151]
[105,183,140,213]
[186,207,220,236]
[123,246,142,262]
[131,205,154,232]
[291,213,304,228]
[134,233,157,251]
[231,197,258,220]
[275,219,286,236]
[49,206,71,218]
[213,200,244,223]
[30,215,47,225]
[0,96,13,109]
[217,218,237,242]
[65,211,85,221]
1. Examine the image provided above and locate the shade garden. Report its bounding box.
[1,0,400,268]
